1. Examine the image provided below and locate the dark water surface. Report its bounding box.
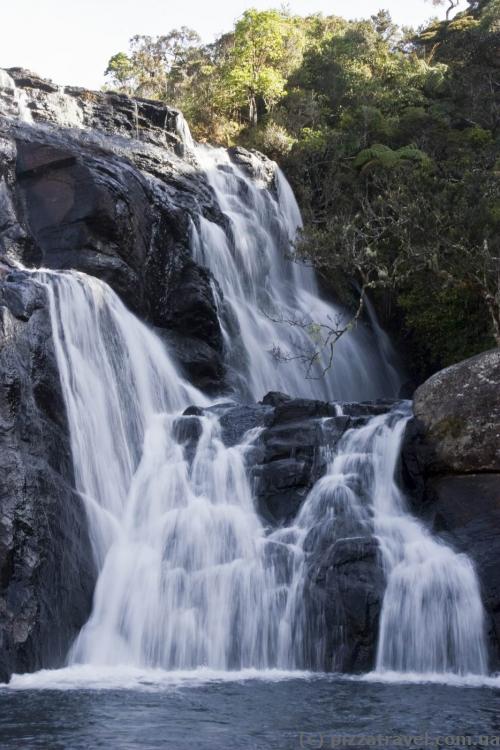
[0,673,499,749]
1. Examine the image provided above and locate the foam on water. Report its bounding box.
[5,665,314,692]
[355,670,500,690]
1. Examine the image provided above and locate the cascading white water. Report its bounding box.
[175,112,195,150]
[15,110,487,684]
[192,144,401,402]
[374,409,488,675]
[40,270,291,670]
[276,403,488,676]
[0,70,33,123]
[36,271,488,679]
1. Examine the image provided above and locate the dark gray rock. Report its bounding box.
[252,400,372,525]
[155,330,223,394]
[300,536,385,673]
[0,272,95,682]
[5,67,183,149]
[0,69,285,395]
[218,404,274,448]
[260,391,291,407]
[0,67,299,402]
[0,125,226,393]
[413,348,500,475]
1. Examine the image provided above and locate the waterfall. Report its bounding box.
[192,144,401,402]
[175,112,195,150]
[19,108,487,682]
[0,70,33,122]
[40,269,487,678]
[276,403,488,676]
[39,270,292,669]
[374,410,488,675]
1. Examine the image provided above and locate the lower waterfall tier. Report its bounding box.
[13,269,486,680]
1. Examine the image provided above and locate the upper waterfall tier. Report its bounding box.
[0,69,401,402]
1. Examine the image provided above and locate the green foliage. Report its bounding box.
[244,121,297,159]
[397,283,496,378]
[353,144,431,170]
[225,10,305,123]
[105,53,135,90]
[103,0,500,379]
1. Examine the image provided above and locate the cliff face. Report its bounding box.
[0,68,235,393]
[1,68,278,396]
[403,349,500,668]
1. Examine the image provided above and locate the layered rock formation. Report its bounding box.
[404,348,500,668]
[0,67,268,393]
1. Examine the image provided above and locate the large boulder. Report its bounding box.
[0,269,95,682]
[413,348,500,475]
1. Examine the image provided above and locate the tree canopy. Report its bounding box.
[104,0,500,380]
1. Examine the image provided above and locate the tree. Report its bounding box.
[371,9,399,45]
[104,52,135,93]
[225,10,304,125]
[104,28,202,101]
[426,0,461,20]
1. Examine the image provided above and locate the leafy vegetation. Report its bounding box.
[105,1,500,381]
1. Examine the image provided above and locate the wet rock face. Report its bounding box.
[426,474,500,670]
[0,271,95,683]
[6,129,226,388]
[1,68,282,394]
[15,138,153,310]
[404,348,500,669]
[305,537,385,673]
[252,399,343,525]
[5,67,184,149]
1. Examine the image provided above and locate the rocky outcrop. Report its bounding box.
[1,126,226,393]
[2,68,186,150]
[404,348,500,669]
[0,268,95,683]
[0,67,283,395]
